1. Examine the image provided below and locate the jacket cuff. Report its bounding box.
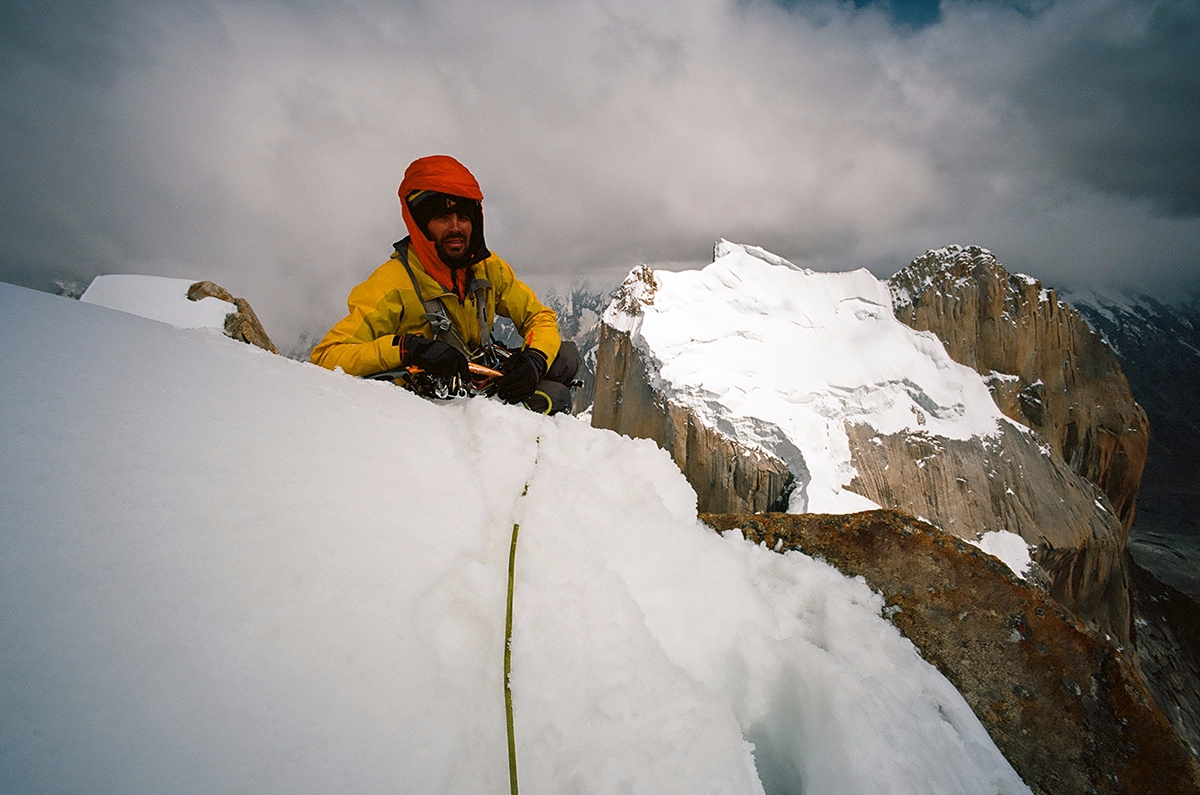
[525,347,549,376]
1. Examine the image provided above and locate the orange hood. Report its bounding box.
[397,155,487,297]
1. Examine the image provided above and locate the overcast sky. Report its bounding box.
[2,0,1197,347]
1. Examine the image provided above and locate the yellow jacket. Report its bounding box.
[311,244,561,378]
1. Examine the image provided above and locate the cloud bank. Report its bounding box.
[1,0,1197,347]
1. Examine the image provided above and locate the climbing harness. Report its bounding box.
[366,238,514,400]
[366,359,504,400]
[393,238,498,366]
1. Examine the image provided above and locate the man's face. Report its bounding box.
[426,212,473,266]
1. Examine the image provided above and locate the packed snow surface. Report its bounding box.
[81,274,235,330]
[605,241,1006,513]
[0,282,1030,794]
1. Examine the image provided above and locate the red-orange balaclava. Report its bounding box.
[397,155,487,297]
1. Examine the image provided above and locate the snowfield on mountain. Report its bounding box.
[0,280,1030,794]
[604,240,1008,514]
[599,240,1034,577]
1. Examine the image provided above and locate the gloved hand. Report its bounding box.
[493,348,548,403]
[397,334,469,380]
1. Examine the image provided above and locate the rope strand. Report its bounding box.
[505,436,539,795]
[504,517,521,795]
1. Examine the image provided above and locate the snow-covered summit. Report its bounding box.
[713,237,804,271]
[601,240,1006,514]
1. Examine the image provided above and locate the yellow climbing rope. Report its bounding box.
[505,436,539,795]
[504,514,521,795]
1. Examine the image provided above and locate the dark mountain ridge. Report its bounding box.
[1061,288,1200,596]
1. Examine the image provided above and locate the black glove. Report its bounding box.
[397,334,469,380]
[493,348,548,403]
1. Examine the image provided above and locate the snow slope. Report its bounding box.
[0,282,1029,794]
[80,274,235,330]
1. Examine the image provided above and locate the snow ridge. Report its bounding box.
[80,274,236,330]
[0,280,1032,794]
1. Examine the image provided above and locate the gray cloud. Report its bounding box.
[1005,0,1200,215]
[1,0,1197,349]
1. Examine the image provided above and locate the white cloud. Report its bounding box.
[1,0,1197,347]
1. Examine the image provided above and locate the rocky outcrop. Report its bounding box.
[889,246,1149,531]
[845,421,1131,640]
[703,510,1200,795]
[592,320,792,513]
[187,281,278,354]
[1060,291,1200,757]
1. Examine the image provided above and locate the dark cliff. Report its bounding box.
[1066,291,1200,593]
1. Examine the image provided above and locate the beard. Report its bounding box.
[435,234,473,268]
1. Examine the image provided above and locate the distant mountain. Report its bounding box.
[1052,288,1200,757]
[1060,293,1200,528]
[890,247,1149,536]
[564,258,1200,597]
[539,286,610,413]
[590,241,1132,642]
[1059,288,1200,595]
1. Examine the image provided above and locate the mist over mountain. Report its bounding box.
[3,0,1199,350]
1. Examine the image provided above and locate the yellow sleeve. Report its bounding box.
[491,258,562,365]
[310,262,413,377]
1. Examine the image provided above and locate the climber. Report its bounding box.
[311,155,579,414]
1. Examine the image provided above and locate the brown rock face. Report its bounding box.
[845,421,1131,641]
[703,511,1200,795]
[889,246,1149,531]
[187,281,278,354]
